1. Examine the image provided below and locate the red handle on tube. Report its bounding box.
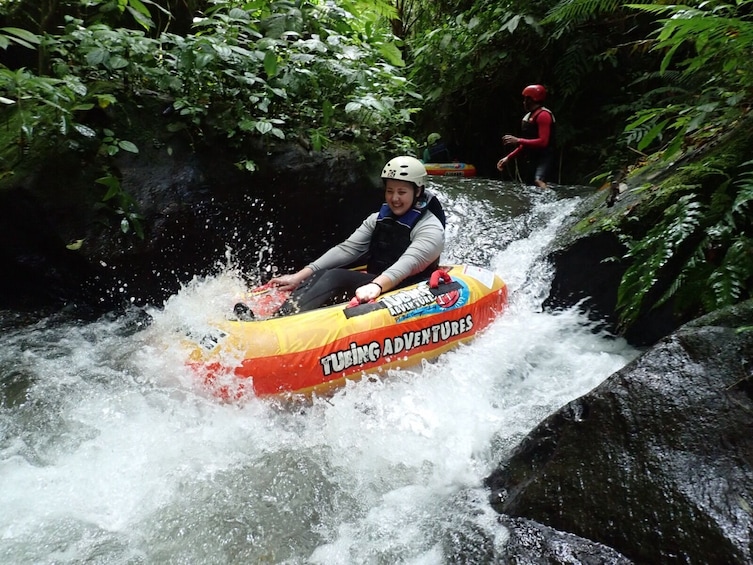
[429,269,452,288]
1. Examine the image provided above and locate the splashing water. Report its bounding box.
[0,178,638,563]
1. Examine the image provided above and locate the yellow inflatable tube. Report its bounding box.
[187,265,507,398]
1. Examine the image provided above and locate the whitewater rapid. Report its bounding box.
[0,178,638,563]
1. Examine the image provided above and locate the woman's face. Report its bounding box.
[384,179,417,216]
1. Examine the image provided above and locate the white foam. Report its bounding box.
[0,182,639,562]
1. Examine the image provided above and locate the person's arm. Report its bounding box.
[270,214,376,291]
[504,110,553,149]
[308,214,375,271]
[497,144,524,171]
[269,266,314,291]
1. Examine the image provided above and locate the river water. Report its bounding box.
[0,178,639,563]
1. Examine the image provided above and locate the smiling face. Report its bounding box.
[384,179,418,216]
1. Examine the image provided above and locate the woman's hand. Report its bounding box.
[502,135,520,146]
[269,267,312,291]
[355,281,382,303]
[496,157,507,172]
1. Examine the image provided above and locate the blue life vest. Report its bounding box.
[367,196,444,284]
[426,141,451,162]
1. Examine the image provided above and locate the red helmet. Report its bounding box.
[522,84,546,102]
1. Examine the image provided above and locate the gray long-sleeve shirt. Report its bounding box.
[307,209,445,285]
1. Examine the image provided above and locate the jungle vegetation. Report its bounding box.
[0,0,752,332]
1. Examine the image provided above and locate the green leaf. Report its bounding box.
[345,101,362,113]
[1,27,41,49]
[167,122,186,132]
[255,121,273,134]
[131,217,145,239]
[625,111,657,132]
[74,123,97,138]
[107,55,129,70]
[238,119,255,132]
[236,159,256,172]
[264,50,278,77]
[322,99,334,125]
[196,53,214,68]
[86,48,109,66]
[127,0,152,17]
[213,43,232,59]
[96,175,121,201]
[118,140,139,153]
[637,119,669,151]
[95,94,117,109]
[139,0,171,17]
[126,5,153,30]
[228,8,251,21]
[378,42,404,67]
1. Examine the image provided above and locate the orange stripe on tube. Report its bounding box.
[186,266,508,399]
[237,288,505,395]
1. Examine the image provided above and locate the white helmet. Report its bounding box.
[381,156,427,189]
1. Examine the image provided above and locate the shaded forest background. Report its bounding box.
[1,0,752,332]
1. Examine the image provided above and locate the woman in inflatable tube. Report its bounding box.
[268,156,447,315]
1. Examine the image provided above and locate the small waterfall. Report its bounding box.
[0,178,638,563]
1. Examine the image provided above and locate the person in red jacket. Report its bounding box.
[497,84,556,188]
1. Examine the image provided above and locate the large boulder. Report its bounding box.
[486,300,753,564]
[542,187,685,346]
[0,109,382,313]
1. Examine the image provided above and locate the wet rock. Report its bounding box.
[0,129,379,311]
[486,299,753,564]
[0,187,96,311]
[497,516,633,564]
[543,231,682,346]
[542,189,685,347]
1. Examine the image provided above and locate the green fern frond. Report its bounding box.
[708,260,749,309]
[618,193,706,325]
[554,39,599,96]
[625,4,696,17]
[545,0,634,25]
[664,196,704,246]
[731,163,753,218]
[655,245,708,309]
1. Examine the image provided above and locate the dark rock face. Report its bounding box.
[543,230,682,346]
[0,187,97,310]
[0,136,381,313]
[543,232,627,327]
[486,300,753,564]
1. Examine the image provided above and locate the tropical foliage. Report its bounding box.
[402,0,752,329]
[617,162,753,326]
[1,0,414,234]
[2,0,414,152]
[612,1,753,327]
[1,0,752,331]
[622,2,753,159]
